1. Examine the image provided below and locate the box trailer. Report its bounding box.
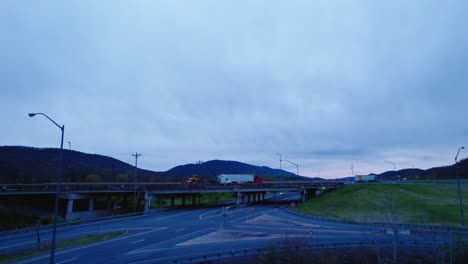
[218,174,263,184]
[354,174,376,183]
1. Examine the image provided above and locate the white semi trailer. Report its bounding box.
[354,174,376,183]
[217,174,263,183]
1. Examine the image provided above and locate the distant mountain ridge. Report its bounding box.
[336,160,468,181]
[0,146,309,183]
[166,159,314,181]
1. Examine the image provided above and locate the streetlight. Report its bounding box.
[276,153,282,181]
[28,112,64,264]
[282,159,299,177]
[132,153,141,212]
[455,146,465,227]
[68,141,71,150]
[385,160,397,183]
[282,159,300,210]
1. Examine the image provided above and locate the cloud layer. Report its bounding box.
[1,1,468,178]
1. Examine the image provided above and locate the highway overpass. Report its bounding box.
[0,181,343,220]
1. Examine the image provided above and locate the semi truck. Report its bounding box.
[354,174,376,183]
[217,174,263,184]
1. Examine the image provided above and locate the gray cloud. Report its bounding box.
[1,0,467,178]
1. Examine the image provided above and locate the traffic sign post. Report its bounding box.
[309,230,314,246]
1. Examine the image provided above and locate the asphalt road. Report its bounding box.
[2,204,466,264]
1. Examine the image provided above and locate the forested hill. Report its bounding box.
[165,159,314,181]
[0,146,169,183]
[0,146,310,183]
[377,158,468,181]
[336,159,468,181]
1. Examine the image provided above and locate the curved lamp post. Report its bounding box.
[29,113,64,264]
[276,153,282,181]
[455,146,465,227]
[282,159,300,210]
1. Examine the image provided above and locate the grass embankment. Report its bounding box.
[0,231,124,263]
[298,184,468,226]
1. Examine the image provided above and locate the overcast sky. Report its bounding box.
[1,1,468,178]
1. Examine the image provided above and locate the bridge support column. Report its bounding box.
[236,192,242,205]
[123,195,128,210]
[301,189,307,202]
[67,199,74,214]
[88,198,94,211]
[144,190,151,213]
[182,196,186,206]
[262,192,265,201]
[307,189,317,199]
[106,195,112,210]
[158,198,163,208]
[170,197,175,208]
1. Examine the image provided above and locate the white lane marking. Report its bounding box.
[56,258,78,264]
[176,228,184,232]
[0,240,35,250]
[130,239,145,244]
[17,227,167,264]
[0,227,164,251]
[199,209,222,220]
[127,228,216,254]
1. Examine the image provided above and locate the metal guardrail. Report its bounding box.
[0,181,344,194]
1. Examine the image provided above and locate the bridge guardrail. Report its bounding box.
[0,181,344,194]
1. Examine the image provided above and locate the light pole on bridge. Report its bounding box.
[276,153,282,181]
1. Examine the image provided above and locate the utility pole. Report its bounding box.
[68,141,71,150]
[132,153,141,212]
[351,163,354,176]
[455,147,465,227]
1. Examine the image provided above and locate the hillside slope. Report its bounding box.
[300,184,468,226]
[0,146,168,183]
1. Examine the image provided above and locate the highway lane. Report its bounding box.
[14,207,368,263]
[7,205,467,263]
[1,208,217,255]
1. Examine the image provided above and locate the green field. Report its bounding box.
[297,184,468,226]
